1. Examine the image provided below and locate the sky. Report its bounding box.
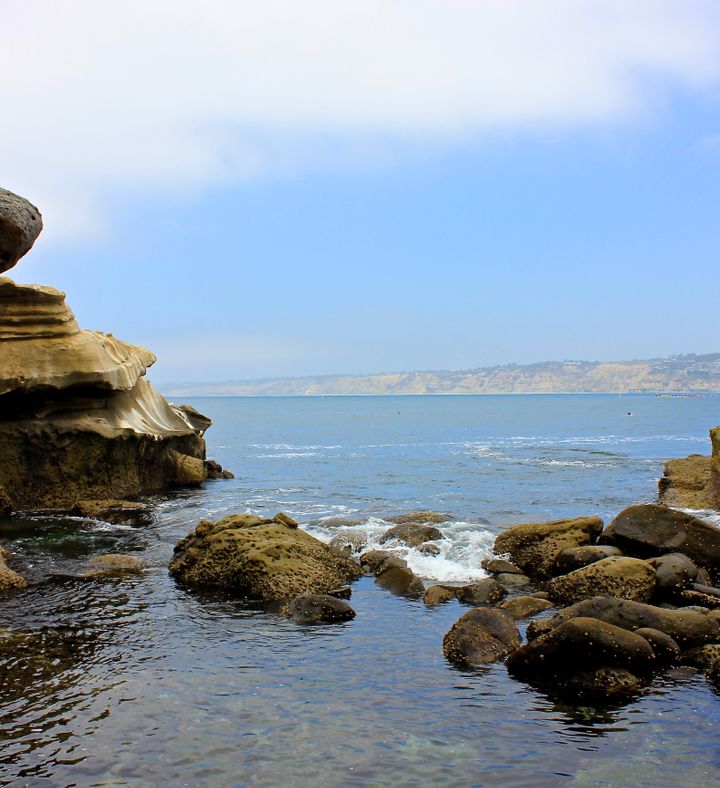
[2,0,720,383]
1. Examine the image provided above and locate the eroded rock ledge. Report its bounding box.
[0,188,231,512]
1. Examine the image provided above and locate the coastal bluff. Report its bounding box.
[0,188,230,512]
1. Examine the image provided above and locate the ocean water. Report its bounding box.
[1,394,720,786]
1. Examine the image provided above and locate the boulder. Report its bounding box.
[417,542,441,556]
[359,550,407,575]
[280,593,356,624]
[387,511,451,525]
[545,667,645,702]
[0,547,26,591]
[495,572,531,586]
[648,553,699,596]
[547,556,656,605]
[499,595,554,619]
[554,545,622,575]
[681,643,720,670]
[634,628,681,664]
[443,608,521,669]
[204,459,235,480]
[423,579,507,607]
[532,596,719,649]
[507,617,656,678]
[0,188,43,274]
[169,513,363,600]
[83,553,145,577]
[329,532,367,558]
[481,558,522,574]
[379,522,443,547]
[71,499,154,527]
[493,516,603,579]
[375,565,425,598]
[600,504,720,575]
[659,454,716,510]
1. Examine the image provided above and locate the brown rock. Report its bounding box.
[659,453,716,509]
[83,553,145,577]
[648,553,699,595]
[443,608,521,669]
[494,516,603,579]
[423,585,457,606]
[547,556,656,605]
[329,531,367,558]
[0,487,12,517]
[169,513,362,600]
[387,511,451,525]
[495,572,530,586]
[536,596,720,649]
[379,522,443,547]
[424,579,507,607]
[549,667,644,702]
[634,628,681,664]
[554,545,622,575]
[359,550,407,575]
[500,596,554,619]
[682,643,720,670]
[280,594,355,624]
[375,565,425,598]
[204,459,235,480]
[0,188,43,274]
[600,504,720,576]
[417,542,441,556]
[0,548,26,591]
[481,558,522,574]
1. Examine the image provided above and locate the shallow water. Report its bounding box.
[1,394,720,785]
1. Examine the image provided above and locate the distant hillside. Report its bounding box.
[162,354,720,397]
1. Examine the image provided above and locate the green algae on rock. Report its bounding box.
[169,513,363,600]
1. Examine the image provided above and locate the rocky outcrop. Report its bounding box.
[658,427,720,510]
[169,513,363,600]
[546,556,656,605]
[0,188,231,510]
[600,504,720,576]
[493,516,604,578]
[443,608,521,668]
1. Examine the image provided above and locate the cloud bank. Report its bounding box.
[1,0,719,239]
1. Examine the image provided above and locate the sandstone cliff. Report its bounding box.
[0,188,230,512]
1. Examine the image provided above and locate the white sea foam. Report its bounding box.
[306,516,496,582]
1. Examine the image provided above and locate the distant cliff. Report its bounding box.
[164,354,720,396]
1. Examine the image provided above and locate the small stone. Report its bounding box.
[280,593,356,624]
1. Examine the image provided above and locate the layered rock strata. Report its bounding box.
[0,188,229,511]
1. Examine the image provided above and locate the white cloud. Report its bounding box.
[1,0,719,240]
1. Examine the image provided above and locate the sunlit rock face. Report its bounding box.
[0,188,222,512]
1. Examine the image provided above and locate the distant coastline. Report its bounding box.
[162,353,720,397]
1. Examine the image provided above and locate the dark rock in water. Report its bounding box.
[423,579,507,607]
[280,593,356,624]
[681,643,720,670]
[507,617,656,678]
[533,596,719,649]
[600,504,720,576]
[71,499,154,527]
[443,608,521,669]
[387,510,451,525]
[634,628,681,664]
[494,516,603,579]
[318,516,363,528]
[326,585,352,600]
[554,545,622,575]
[82,553,145,578]
[495,572,530,586]
[549,666,645,703]
[0,487,12,517]
[359,550,407,575]
[648,553,699,596]
[547,556,656,605]
[379,522,443,547]
[0,188,43,274]
[169,513,362,600]
[204,459,235,480]
[375,565,424,598]
[499,595,554,619]
[417,542,441,556]
[0,546,26,591]
[481,558,523,575]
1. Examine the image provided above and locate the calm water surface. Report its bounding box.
[1,394,720,786]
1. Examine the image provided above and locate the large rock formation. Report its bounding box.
[0,188,228,511]
[659,427,720,510]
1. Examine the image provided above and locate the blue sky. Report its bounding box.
[3,2,720,383]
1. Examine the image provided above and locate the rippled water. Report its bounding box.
[2,394,720,785]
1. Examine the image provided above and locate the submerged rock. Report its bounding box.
[423,579,507,607]
[84,553,145,577]
[546,556,656,605]
[443,608,521,669]
[71,499,154,526]
[600,504,720,575]
[493,516,603,579]
[375,565,425,598]
[329,531,368,558]
[169,513,363,601]
[280,593,356,624]
[387,511,451,525]
[0,546,26,591]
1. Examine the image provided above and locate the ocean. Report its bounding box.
[1,394,719,785]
